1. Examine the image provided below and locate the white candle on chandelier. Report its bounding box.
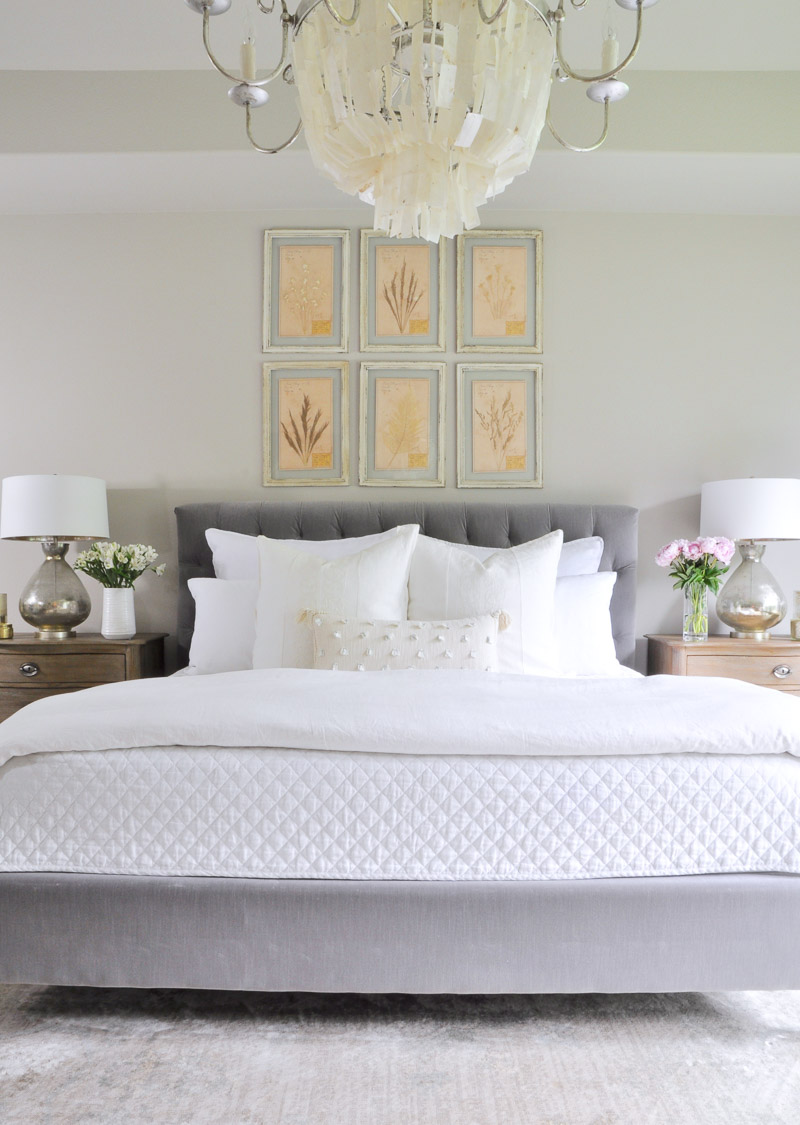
[241,3,257,83]
[601,30,619,73]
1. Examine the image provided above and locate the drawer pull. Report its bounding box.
[19,662,40,678]
[773,664,792,679]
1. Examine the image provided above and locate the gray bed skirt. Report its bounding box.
[3,872,799,993]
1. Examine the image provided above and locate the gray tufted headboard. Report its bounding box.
[175,501,638,669]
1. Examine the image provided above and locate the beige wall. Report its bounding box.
[1,208,798,669]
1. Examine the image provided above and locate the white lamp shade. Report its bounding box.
[700,478,800,542]
[0,475,109,541]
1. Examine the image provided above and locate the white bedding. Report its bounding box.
[1,667,799,769]
[2,745,800,880]
[2,668,800,882]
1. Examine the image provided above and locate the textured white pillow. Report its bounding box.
[310,613,502,672]
[207,525,404,581]
[555,571,620,676]
[187,578,257,674]
[445,535,603,576]
[253,524,420,669]
[407,530,563,675]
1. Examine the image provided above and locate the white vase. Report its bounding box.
[101,587,136,639]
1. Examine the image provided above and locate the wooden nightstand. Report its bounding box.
[646,634,800,695]
[0,633,167,723]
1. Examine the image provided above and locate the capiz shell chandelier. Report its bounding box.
[293,0,553,241]
[185,0,659,241]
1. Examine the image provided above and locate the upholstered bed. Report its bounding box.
[2,500,800,994]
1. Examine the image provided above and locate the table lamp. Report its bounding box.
[0,475,109,640]
[700,477,800,640]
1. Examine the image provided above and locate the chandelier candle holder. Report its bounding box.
[184,0,659,241]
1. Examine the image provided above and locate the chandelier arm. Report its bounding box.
[256,0,276,12]
[476,0,511,24]
[245,105,303,153]
[553,0,644,83]
[545,96,610,153]
[202,5,291,88]
[321,0,361,28]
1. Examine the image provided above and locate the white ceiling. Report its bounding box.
[0,0,796,74]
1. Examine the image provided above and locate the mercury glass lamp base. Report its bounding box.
[18,540,91,640]
[730,629,772,641]
[32,626,77,641]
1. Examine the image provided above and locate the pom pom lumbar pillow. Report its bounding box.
[310,613,506,672]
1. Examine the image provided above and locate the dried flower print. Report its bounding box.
[472,245,527,338]
[471,379,527,473]
[277,244,334,339]
[478,265,515,321]
[281,394,329,467]
[382,259,423,334]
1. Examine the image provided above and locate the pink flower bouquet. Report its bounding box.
[655,536,735,594]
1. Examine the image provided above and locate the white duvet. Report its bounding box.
[1,667,799,767]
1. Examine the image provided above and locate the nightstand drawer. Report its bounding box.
[685,653,800,688]
[0,652,125,686]
[0,686,86,723]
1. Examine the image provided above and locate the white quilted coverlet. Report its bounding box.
[2,747,800,880]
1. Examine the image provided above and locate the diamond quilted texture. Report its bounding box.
[1,749,800,881]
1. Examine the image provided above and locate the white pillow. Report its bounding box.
[310,613,502,672]
[187,578,257,675]
[207,525,402,581]
[253,524,420,669]
[555,571,621,676]
[449,535,603,576]
[407,530,563,675]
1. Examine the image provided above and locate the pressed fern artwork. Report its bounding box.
[375,378,429,470]
[278,378,333,471]
[374,245,430,337]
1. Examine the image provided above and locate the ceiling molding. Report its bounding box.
[0,150,797,218]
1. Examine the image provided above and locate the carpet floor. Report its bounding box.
[1,986,799,1125]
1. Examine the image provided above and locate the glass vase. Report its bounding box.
[683,584,708,642]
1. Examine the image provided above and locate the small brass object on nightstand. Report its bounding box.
[0,592,12,638]
[791,620,800,641]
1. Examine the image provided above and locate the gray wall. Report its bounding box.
[1,208,798,669]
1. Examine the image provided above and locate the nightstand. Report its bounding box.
[0,633,167,723]
[646,634,800,695]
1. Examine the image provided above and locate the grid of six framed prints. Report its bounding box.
[262,229,542,488]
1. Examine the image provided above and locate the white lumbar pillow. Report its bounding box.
[206,525,403,581]
[310,613,503,673]
[555,571,621,676]
[407,529,563,675]
[187,578,258,675]
[253,524,420,669]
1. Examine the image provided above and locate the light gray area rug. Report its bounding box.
[1,987,799,1125]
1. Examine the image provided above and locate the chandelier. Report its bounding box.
[185,0,658,241]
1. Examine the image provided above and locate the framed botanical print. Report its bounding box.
[457,363,542,488]
[263,362,349,485]
[360,231,445,351]
[359,362,445,487]
[456,230,542,353]
[263,229,349,352]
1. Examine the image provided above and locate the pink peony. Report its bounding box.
[655,540,682,567]
[684,541,703,561]
[712,537,736,564]
[697,536,718,556]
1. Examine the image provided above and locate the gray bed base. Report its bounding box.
[3,500,799,993]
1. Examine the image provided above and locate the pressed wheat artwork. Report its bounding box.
[375,245,430,337]
[375,378,429,470]
[278,378,333,471]
[472,380,527,473]
[472,246,527,338]
[278,245,334,339]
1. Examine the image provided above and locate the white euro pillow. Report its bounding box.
[407,530,563,675]
[187,578,257,675]
[253,524,420,669]
[555,571,621,676]
[206,525,404,581]
[451,534,603,576]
